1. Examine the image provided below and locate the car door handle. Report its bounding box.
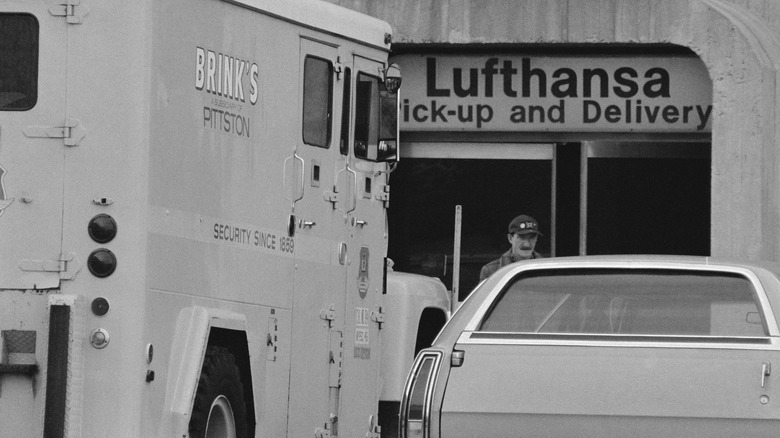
[762,362,772,388]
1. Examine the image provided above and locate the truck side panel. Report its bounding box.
[0,0,402,436]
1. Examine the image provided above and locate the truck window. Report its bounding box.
[414,307,448,355]
[302,56,333,148]
[340,68,351,155]
[377,82,398,161]
[0,14,38,111]
[478,269,768,338]
[354,72,379,160]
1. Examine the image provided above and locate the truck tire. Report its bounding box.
[189,346,248,438]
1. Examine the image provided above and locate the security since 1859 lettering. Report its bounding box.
[213,223,294,254]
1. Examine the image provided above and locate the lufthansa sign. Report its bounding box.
[394,54,713,133]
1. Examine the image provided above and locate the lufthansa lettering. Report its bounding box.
[397,55,713,133]
[425,57,671,99]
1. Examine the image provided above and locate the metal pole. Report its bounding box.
[580,142,589,256]
[452,205,462,313]
[551,145,557,257]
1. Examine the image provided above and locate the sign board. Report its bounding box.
[393,54,713,133]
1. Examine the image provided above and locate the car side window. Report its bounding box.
[478,269,768,337]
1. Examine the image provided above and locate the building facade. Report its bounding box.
[329,0,780,292]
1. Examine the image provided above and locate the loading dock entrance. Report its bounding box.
[578,141,710,257]
[388,47,713,296]
[388,141,710,298]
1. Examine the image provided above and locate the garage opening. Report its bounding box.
[387,141,710,299]
[388,46,713,298]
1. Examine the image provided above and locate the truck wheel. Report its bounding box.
[189,346,248,438]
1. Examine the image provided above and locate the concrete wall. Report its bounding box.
[329,0,780,262]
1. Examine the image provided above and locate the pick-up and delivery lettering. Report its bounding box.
[400,56,713,132]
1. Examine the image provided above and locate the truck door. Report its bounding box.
[0,5,68,436]
[0,5,68,290]
[339,54,392,436]
[286,37,348,438]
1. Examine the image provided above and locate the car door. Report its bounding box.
[440,266,780,437]
[444,337,780,437]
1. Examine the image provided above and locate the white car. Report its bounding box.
[399,255,780,438]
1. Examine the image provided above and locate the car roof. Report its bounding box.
[436,254,780,346]
[487,254,780,273]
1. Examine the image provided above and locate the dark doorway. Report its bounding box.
[585,143,711,255]
[388,157,552,299]
[387,141,711,301]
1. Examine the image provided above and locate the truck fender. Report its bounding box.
[157,306,247,437]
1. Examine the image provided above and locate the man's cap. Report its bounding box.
[508,214,542,236]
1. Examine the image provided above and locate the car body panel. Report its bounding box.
[441,339,780,437]
[401,255,780,438]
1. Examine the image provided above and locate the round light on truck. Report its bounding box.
[88,214,117,243]
[88,248,117,278]
[91,297,110,316]
[90,328,110,349]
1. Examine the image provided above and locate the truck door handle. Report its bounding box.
[762,362,771,388]
[345,164,357,215]
[283,146,305,209]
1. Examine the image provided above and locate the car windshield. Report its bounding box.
[478,268,767,337]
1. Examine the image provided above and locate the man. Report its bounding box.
[479,214,543,281]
